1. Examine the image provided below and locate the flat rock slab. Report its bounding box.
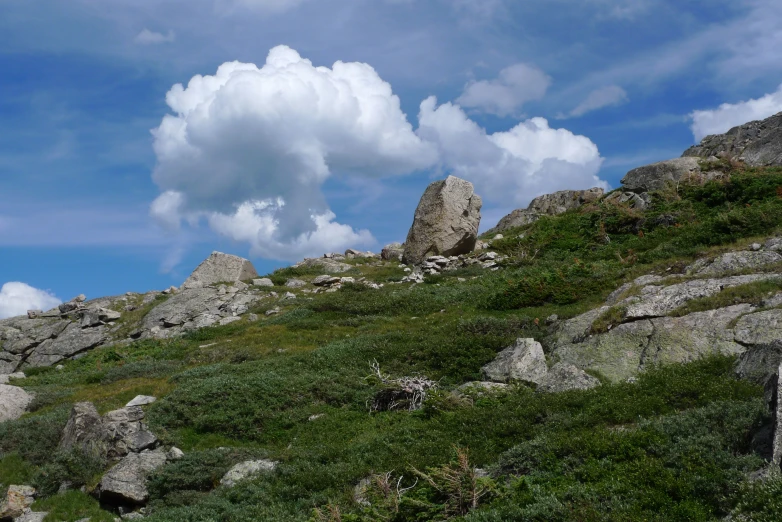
[0,384,33,423]
[621,157,701,193]
[688,250,782,276]
[537,363,600,393]
[182,251,258,289]
[126,395,157,407]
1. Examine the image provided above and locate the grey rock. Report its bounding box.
[312,275,341,287]
[688,250,782,276]
[103,406,157,458]
[166,447,184,460]
[220,459,277,487]
[734,309,782,346]
[735,340,782,386]
[80,307,121,328]
[453,381,509,398]
[284,279,306,288]
[23,323,107,368]
[218,316,241,326]
[682,111,782,166]
[74,294,87,303]
[765,237,782,252]
[99,448,168,505]
[772,362,782,471]
[537,363,600,393]
[265,308,281,316]
[59,402,108,457]
[488,187,603,234]
[604,191,651,210]
[0,384,33,423]
[623,274,779,319]
[621,157,702,193]
[763,292,782,308]
[402,176,482,265]
[381,242,404,261]
[126,395,156,407]
[481,338,548,384]
[0,485,36,520]
[252,278,274,287]
[182,251,259,290]
[58,302,80,314]
[0,372,24,385]
[26,310,42,319]
[294,257,353,273]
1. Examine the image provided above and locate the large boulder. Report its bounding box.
[683,111,782,166]
[182,252,259,290]
[620,157,702,193]
[0,384,33,423]
[59,402,109,457]
[98,448,168,506]
[481,338,548,384]
[488,187,604,234]
[381,242,405,261]
[537,363,600,394]
[402,176,482,265]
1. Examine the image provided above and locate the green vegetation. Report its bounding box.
[2,167,782,520]
[669,279,782,317]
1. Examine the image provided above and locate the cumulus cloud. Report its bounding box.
[457,63,551,117]
[417,96,607,210]
[690,84,782,142]
[134,29,175,45]
[566,85,628,118]
[0,282,61,320]
[150,45,436,261]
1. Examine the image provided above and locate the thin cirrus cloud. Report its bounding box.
[0,282,62,320]
[565,85,629,118]
[148,46,608,262]
[690,84,782,142]
[134,29,175,45]
[456,63,552,117]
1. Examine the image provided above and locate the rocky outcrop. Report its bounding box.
[481,338,548,384]
[620,157,702,193]
[98,448,168,506]
[59,401,159,460]
[182,252,259,290]
[220,459,278,487]
[402,176,482,265]
[686,250,782,276]
[293,257,354,273]
[0,384,32,423]
[489,187,604,234]
[550,252,782,382]
[683,111,782,167]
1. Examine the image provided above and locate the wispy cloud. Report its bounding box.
[134,29,175,45]
[690,83,782,141]
[562,85,628,118]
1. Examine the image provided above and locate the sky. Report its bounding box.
[1,0,782,317]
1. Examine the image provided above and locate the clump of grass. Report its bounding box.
[590,306,627,334]
[31,490,116,522]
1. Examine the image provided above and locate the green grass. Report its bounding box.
[31,490,116,522]
[4,167,782,521]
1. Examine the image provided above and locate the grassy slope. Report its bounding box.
[1,167,782,521]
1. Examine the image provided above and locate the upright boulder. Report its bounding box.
[402,176,482,265]
[488,187,604,234]
[59,402,108,457]
[683,111,782,166]
[182,252,259,289]
[481,338,548,384]
[621,157,702,193]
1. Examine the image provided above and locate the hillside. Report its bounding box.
[3,119,782,521]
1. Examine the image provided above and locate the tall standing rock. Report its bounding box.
[182,252,259,289]
[402,176,482,265]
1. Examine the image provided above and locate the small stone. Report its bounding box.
[126,395,157,408]
[248,313,259,322]
[166,447,185,460]
[283,292,296,300]
[26,310,42,319]
[265,308,281,316]
[493,234,504,240]
[751,243,763,251]
[74,294,87,302]
[285,279,306,288]
[253,278,275,287]
[56,365,64,371]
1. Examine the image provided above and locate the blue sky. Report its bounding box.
[1,0,782,317]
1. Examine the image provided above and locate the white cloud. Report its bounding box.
[150,45,436,261]
[134,29,175,45]
[566,85,628,118]
[690,84,782,142]
[0,282,62,319]
[457,63,551,117]
[417,96,608,210]
[217,0,309,13]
